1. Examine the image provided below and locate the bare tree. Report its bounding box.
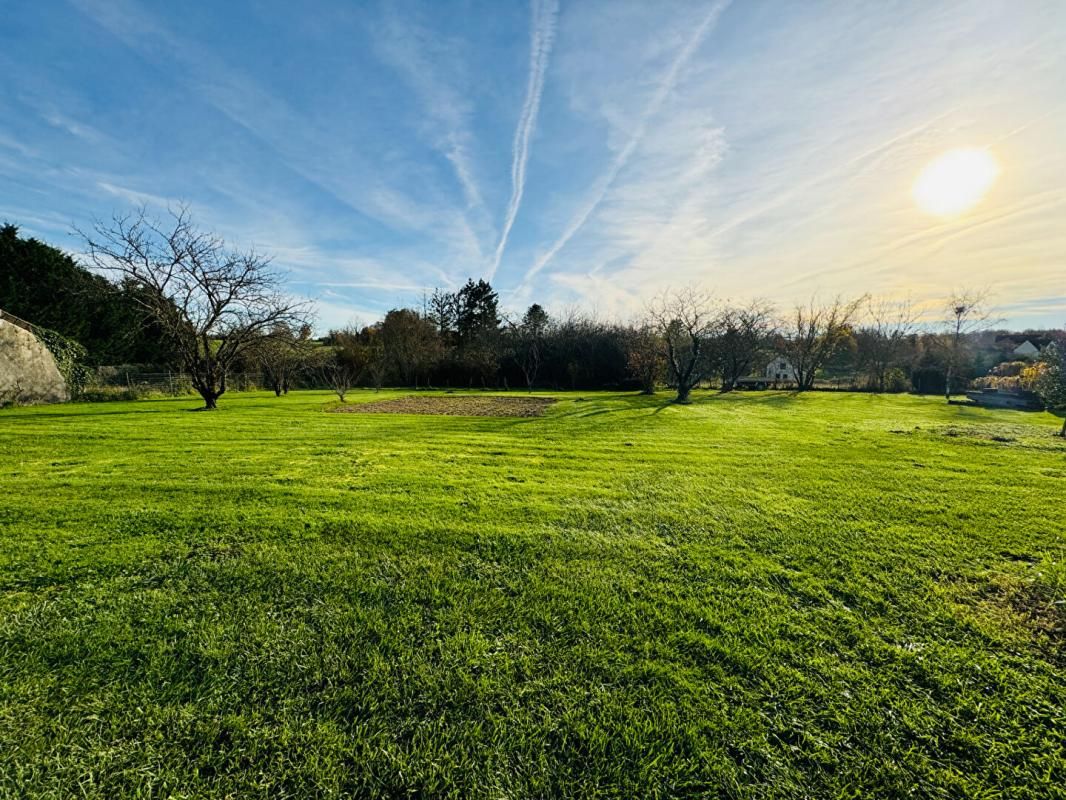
[940,289,995,402]
[625,323,665,395]
[78,207,311,409]
[855,297,919,392]
[648,289,718,403]
[379,308,439,387]
[713,300,776,391]
[319,354,360,402]
[254,323,315,396]
[318,325,377,400]
[508,303,550,391]
[366,344,388,391]
[779,296,864,391]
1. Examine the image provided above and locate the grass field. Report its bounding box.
[1,390,1064,798]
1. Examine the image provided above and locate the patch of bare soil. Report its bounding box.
[330,395,557,418]
[938,566,1065,663]
[977,575,1064,644]
[892,423,1066,451]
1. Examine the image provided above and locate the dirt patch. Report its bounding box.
[330,395,557,418]
[975,574,1065,645]
[938,564,1065,661]
[894,423,1066,451]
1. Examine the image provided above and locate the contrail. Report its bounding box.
[518,0,730,290]
[489,0,559,279]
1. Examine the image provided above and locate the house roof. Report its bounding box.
[995,334,1052,348]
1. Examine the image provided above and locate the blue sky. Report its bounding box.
[3,0,1064,330]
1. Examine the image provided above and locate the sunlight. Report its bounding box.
[912,148,1000,217]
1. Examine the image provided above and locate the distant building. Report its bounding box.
[735,355,798,389]
[0,310,69,404]
[764,356,798,383]
[1013,340,1041,358]
[995,334,1052,360]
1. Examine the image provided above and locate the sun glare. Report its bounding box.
[912,148,1000,217]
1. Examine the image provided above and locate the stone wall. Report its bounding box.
[0,318,69,404]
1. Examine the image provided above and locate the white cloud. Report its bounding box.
[521,0,1066,329]
[96,181,174,209]
[8,0,1064,330]
[490,0,559,279]
[519,0,731,290]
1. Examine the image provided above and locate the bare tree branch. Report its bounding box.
[75,206,313,408]
[940,288,997,402]
[647,288,719,403]
[779,296,865,391]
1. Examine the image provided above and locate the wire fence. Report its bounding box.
[86,368,874,397]
[90,369,268,395]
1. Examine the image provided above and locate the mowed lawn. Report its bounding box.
[0,391,1063,799]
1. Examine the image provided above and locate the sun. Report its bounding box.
[912,148,1000,217]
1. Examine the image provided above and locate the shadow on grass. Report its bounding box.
[0,396,206,421]
[726,390,802,406]
[542,390,808,419]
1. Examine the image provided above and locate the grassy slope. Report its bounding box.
[0,390,1063,799]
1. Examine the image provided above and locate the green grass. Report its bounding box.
[1,390,1064,799]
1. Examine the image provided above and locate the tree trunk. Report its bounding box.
[674,384,692,404]
[191,371,222,409]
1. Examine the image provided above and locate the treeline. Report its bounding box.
[310,286,1062,401]
[2,212,1064,414]
[319,281,636,394]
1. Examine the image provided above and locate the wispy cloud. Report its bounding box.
[4,0,1065,329]
[490,0,559,279]
[0,131,38,158]
[372,9,486,214]
[96,180,174,209]
[66,0,490,283]
[41,110,107,144]
[518,0,730,290]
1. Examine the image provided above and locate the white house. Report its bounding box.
[765,356,798,384]
[996,334,1051,360]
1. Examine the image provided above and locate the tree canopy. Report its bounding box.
[0,223,171,364]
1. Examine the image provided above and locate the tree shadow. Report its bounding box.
[722,390,802,406]
[0,397,204,421]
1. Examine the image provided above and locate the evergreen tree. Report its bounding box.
[0,223,171,364]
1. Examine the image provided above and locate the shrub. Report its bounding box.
[77,386,145,403]
[33,326,91,397]
[1033,343,1066,436]
[884,368,909,393]
[973,360,1043,392]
